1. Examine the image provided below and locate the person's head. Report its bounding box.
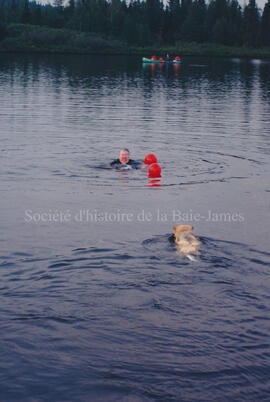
[119,149,130,164]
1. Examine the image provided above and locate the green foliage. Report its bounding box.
[0,22,8,41]
[261,0,270,46]
[182,0,207,43]
[146,0,163,39]
[0,24,126,53]
[21,0,31,24]
[162,7,174,43]
[227,0,242,46]
[212,17,227,44]
[243,0,260,47]
[0,0,269,53]
[33,4,42,26]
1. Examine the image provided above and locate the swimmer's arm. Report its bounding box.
[130,160,147,169]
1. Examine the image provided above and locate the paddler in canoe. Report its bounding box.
[165,53,170,62]
[165,54,181,63]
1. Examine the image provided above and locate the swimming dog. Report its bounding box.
[173,225,201,260]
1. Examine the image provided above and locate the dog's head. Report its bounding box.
[173,225,194,236]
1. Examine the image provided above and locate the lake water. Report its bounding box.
[0,54,270,401]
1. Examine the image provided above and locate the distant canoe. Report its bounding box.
[142,57,181,64]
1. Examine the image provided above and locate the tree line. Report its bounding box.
[0,0,270,48]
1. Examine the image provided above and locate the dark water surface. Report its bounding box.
[1,54,270,401]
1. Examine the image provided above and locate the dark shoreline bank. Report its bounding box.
[1,24,270,59]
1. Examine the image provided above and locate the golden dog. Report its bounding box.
[173,225,201,259]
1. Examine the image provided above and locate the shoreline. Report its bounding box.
[1,24,270,60]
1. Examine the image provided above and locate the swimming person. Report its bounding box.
[110,149,141,169]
